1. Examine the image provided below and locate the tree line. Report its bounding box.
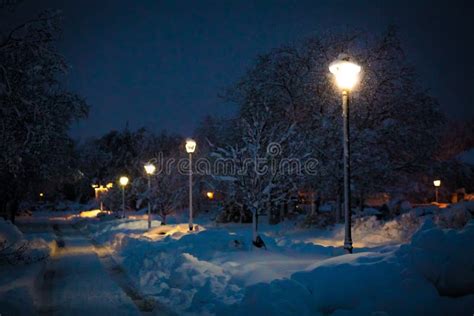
[1,9,472,225]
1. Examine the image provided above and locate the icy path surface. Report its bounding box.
[39,224,141,316]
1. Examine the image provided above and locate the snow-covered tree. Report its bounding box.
[0,10,88,221]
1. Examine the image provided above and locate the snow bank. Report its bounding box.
[0,218,50,264]
[83,219,333,314]
[434,202,473,228]
[296,212,422,248]
[0,219,51,315]
[226,220,474,315]
[113,229,246,314]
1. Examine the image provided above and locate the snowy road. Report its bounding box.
[25,223,143,316]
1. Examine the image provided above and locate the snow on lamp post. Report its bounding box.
[144,163,156,229]
[119,176,129,219]
[185,139,196,231]
[329,54,361,254]
[433,179,441,203]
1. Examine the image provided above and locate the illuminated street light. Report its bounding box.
[434,179,441,203]
[119,176,129,218]
[329,54,361,91]
[185,139,196,231]
[329,54,361,254]
[144,163,156,229]
[119,176,129,186]
[185,139,196,154]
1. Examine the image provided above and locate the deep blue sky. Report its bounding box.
[7,0,474,139]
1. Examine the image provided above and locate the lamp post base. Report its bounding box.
[344,242,353,254]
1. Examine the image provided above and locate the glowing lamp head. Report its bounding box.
[185,139,196,153]
[329,54,361,91]
[119,176,129,187]
[39,192,44,197]
[144,163,156,175]
[433,180,441,187]
[206,191,214,200]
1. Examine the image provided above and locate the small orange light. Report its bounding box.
[206,191,214,199]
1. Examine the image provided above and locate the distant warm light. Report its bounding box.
[185,139,197,153]
[79,209,111,218]
[144,163,156,175]
[433,180,441,187]
[106,182,113,188]
[329,54,361,91]
[93,183,111,199]
[119,176,129,186]
[39,192,44,197]
[206,191,214,199]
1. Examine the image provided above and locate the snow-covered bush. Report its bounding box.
[434,203,472,229]
[0,219,49,264]
[301,212,336,228]
[215,202,252,223]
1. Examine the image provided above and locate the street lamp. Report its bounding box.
[185,138,196,231]
[119,176,129,218]
[144,163,156,229]
[329,54,361,254]
[433,179,441,203]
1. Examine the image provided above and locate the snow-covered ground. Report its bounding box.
[1,202,474,315]
[76,202,474,315]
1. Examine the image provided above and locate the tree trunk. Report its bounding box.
[252,209,257,243]
[359,192,365,214]
[315,192,321,214]
[161,212,167,225]
[336,193,342,223]
[7,199,18,224]
[310,192,316,216]
[240,204,244,224]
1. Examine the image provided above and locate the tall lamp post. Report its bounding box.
[433,179,441,203]
[144,163,156,229]
[185,139,197,231]
[329,54,361,254]
[119,176,129,219]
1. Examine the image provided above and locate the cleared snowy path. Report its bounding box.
[35,223,142,316]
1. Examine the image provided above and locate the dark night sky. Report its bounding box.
[7,0,474,139]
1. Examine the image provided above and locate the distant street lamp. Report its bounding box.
[144,163,156,229]
[433,179,441,203]
[185,139,197,231]
[329,54,361,254]
[119,176,129,218]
